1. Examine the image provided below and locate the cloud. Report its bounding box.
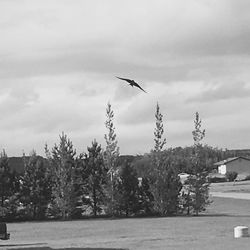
[188,81,250,103]
[1,0,250,85]
[1,1,250,155]
[0,82,39,117]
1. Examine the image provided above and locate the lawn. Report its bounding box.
[3,180,250,250]
[210,180,250,193]
[2,195,250,250]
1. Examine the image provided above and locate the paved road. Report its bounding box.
[211,192,250,200]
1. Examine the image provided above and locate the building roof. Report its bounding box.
[214,156,250,166]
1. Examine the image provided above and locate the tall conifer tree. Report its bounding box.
[116,162,139,217]
[84,140,107,216]
[0,150,16,219]
[47,133,78,219]
[21,150,52,219]
[0,150,11,207]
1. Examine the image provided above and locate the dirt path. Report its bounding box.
[211,191,250,200]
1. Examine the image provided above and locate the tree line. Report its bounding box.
[0,102,244,221]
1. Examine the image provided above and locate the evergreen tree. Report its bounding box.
[116,162,139,217]
[0,150,12,206]
[47,133,78,220]
[21,151,52,219]
[103,102,120,216]
[185,112,211,215]
[0,150,14,219]
[73,153,88,218]
[137,177,154,215]
[84,140,107,216]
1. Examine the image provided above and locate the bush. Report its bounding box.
[208,176,227,183]
[225,171,238,182]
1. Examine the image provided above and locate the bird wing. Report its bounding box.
[133,82,147,93]
[116,76,134,84]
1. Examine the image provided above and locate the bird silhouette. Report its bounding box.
[116,77,147,93]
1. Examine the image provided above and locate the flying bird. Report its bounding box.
[116,77,147,93]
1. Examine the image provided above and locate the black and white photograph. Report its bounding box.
[1,1,250,249]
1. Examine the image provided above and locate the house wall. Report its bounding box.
[226,158,250,174]
[218,164,226,174]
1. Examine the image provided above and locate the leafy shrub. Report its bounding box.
[208,176,227,183]
[225,171,238,182]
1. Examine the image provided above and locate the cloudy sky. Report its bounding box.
[1,0,250,156]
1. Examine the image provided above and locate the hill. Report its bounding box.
[8,157,26,174]
[8,156,44,174]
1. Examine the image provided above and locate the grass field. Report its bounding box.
[210,180,250,193]
[2,182,250,250]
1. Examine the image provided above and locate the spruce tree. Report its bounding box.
[0,150,11,206]
[137,177,154,215]
[116,162,139,217]
[84,140,107,216]
[47,133,78,219]
[0,150,14,218]
[21,150,52,219]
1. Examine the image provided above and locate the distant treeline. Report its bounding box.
[6,148,250,175]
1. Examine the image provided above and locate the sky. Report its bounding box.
[1,0,250,156]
